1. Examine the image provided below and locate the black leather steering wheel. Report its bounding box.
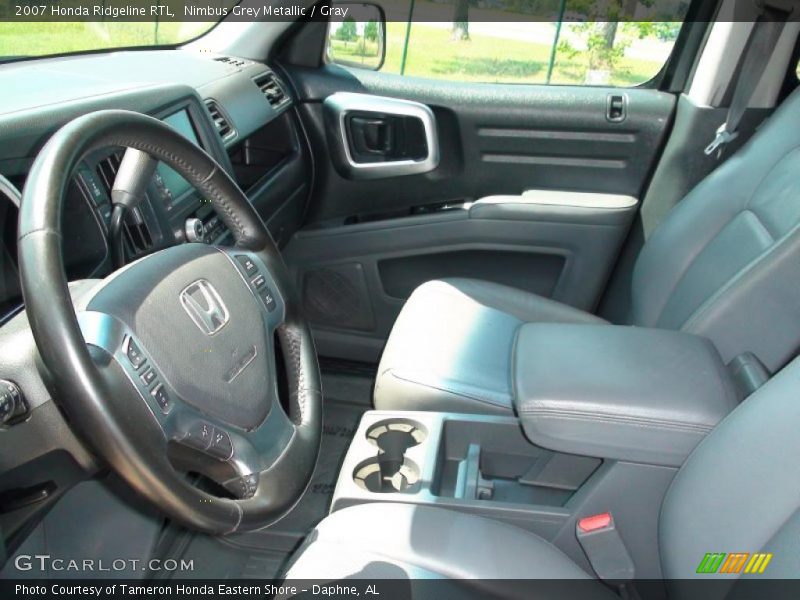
[18,110,322,534]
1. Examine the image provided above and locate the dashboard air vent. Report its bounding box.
[95,151,155,257]
[255,72,289,109]
[121,207,154,256]
[205,100,235,141]
[96,151,122,193]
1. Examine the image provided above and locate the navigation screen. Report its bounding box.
[155,110,200,211]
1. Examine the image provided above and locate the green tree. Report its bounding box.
[364,20,378,43]
[557,0,661,83]
[336,18,357,43]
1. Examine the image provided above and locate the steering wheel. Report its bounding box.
[18,110,322,534]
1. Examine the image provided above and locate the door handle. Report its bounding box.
[349,116,394,156]
[607,94,626,122]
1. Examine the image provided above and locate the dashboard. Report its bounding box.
[0,48,314,551]
[0,49,312,325]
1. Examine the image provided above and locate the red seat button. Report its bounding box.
[578,512,612,533]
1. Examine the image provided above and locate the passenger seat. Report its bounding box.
[375,88,800,414]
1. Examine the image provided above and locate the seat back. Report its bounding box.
[659,355,800,591]
[630,90,800,371]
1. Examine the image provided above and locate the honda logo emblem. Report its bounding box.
[180,279,229,336]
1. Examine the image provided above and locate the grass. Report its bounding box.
[334,22,667,87]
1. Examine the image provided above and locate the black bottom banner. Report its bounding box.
[4,579,800,600]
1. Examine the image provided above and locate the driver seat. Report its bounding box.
[284,355,800,590]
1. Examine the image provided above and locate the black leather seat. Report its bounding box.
[286,355,800,587]
[375,88,800,414]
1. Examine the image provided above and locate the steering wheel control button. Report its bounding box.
[250,273,266,289]
[225,473,259,499]
[125,337,146,370]
[150,384,171,413]
[183,421,214,451]
[241,474,259,498]
[259,288,277,312]
[139,368,157,386]
[235,255,258,276]
[208,428,234,460]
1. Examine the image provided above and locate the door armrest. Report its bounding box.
[470,191,638,225]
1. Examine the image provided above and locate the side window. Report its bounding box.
[327,1,688,87]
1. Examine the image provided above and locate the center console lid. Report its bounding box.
[514,324,739,466]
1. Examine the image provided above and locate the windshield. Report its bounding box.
[0,21,218,60]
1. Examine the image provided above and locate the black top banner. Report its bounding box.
[0,0,793,23]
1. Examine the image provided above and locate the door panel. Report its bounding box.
[282,64,676,361]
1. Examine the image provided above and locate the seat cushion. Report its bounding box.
[374,278,606,414]
[284,503,614,597]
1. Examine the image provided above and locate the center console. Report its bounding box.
[330,325,740,578]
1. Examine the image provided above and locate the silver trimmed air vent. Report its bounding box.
[95,151,155,257]
[205,100,235,142]
[255,72,290,110]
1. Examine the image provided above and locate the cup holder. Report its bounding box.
[353,456,421,493]
[352,419,427,494]
[366,418,427,455]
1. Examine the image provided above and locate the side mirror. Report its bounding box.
[326,2,387,71]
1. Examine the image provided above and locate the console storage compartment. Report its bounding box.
[513,324,740,466]
[433,419,600,506]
